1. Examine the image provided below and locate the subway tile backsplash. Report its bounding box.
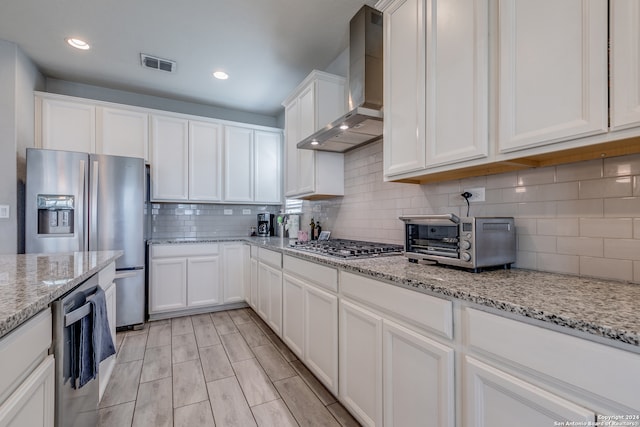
[149,203,280,239]
[299,139,640,284]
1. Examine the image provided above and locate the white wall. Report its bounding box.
[46,78,279,128]
[302,139,640,284]
[0,40,44,254]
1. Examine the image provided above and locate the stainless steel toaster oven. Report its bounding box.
[399,214,516,271]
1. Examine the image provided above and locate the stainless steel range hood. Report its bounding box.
[298,5,383,153]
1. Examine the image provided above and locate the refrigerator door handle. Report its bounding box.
[79,159,88,252]
[114,271,139,280]
[90,160,99,250]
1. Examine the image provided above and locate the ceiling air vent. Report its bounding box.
[140,53,176,73]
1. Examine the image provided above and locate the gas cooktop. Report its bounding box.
[289,239,404,259]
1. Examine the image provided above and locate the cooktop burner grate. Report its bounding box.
[290,239,404,259]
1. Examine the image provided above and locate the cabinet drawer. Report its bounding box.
[0,309,52,405]
[258,248,281,268]
[283,255,338,293]
[465,308,640,411]
[151,243,219,258]
[340,272,453,340]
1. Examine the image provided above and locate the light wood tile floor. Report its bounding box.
[98,308,360,427]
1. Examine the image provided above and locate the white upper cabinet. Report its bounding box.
[254,130,282,203]
[36,93,149,159]
[189,121,223,202]
[97,106,149,160]
[224,125,282,204]
[150,115,189,201]
[379,0,489,178]
[38,96,96,153]
[282,70,346,199]
[610,0,640,131]
[224,125,254,202]
[496,0,608,154]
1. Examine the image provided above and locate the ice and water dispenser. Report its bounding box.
[37,195,75,235]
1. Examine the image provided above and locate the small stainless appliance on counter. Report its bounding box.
[290,238,403,259]
[257,213,274,237]
[400,214,515,272]
[26,148,146,328]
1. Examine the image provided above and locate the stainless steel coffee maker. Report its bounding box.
[257,213,274,237]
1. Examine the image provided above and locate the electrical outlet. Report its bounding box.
[0,205,9,219]
[224,209,233,215]
[463,187,485,202]
[243,209,251,215]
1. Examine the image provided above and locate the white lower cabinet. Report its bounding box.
[150,257,188,313]
[463,356,595,427]
[339,299,383,427]
[0,309,54,427]
[149,244,226,316]
[282,274,305,357]
[383,320,454,427]
[282,267,339,395]
[257,261,283,336]
[221,243,246,304]
[98,263,117,401]
[249,256,258,310]
[0,355,55,427]
[186,256,221,307]
[338,271,455,427]
[304,285,338,392]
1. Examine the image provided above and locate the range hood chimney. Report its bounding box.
[297,5,383,153]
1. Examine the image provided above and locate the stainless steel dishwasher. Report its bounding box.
[51,273,100,427]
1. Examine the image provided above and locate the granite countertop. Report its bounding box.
[151,237,640,349]
[0,251,123,339]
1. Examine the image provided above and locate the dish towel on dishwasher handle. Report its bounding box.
[78,286,116,388]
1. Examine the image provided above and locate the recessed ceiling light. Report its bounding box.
[310,140,319,146]
[339,124,349,130]
[213,71,229,80]
[66,38,90,50]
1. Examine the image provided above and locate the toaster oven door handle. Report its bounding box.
[399,213,460,224]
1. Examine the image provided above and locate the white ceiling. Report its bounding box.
[0,0,376,117]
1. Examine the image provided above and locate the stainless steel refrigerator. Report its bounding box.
[26,148,145,328]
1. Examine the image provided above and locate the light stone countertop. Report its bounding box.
[149,237,640,349]
[0,251,123,339]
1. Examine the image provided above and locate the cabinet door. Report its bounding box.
[305,285,338,395]
[383,320,454,427]
[497,0,607,153]
[339,299,383,427]
[189,121,223,201]
[425,0,489,167]
[268,266,283,336]
[187,256,220,307]
[222,244,245,304]
[382,0,427,177]
[97,107,148,160]
[40,98,96,153]
[257,263,270,321]
[150,115,189,201]
[0,355,54,427]
[282,274,305,358]
[297,86,316,194]
[254,130,282,203]
[250,258,259,310]
[284,102,300,197]
[149,257,188,313]
[463,356,596,427]
[224,126,254,202]
[610,0,640,130]
[99,282,117,400]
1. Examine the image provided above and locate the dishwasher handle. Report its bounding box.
[64,286,99,327]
